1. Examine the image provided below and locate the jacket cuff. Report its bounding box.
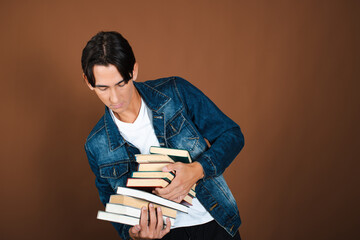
[196,155,217,180]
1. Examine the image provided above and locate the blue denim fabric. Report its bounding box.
[84,77,245,239]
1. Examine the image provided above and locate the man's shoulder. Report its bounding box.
[136,76,195,103]
[140,76,189,89]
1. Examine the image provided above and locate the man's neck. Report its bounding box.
[113,89,141,123]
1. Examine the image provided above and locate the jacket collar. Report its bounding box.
[134,81,170,113]
[104,81,170,151]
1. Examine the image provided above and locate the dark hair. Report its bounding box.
[81,31,136,87]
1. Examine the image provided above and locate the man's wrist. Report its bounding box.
[192,162,204,181]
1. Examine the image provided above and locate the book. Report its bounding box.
[105,203,175,225]
[126,178,170,188]
[137,163,171,172]
[182,194,193,205]
[97,211,139,226]
[135,154,174,163]
[188,188,196,198]
[131,169,195,196]
[109,194,178,218]
[149,146,192,163]
[131,171,175,181]
[116,187,189,213]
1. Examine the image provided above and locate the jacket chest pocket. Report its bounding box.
[166,113,199,152]
[99,162,129,191]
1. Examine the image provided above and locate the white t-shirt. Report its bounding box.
[110,98,214,228]
[110,98,160,154]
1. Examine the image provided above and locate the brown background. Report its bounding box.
[0,0,359,239]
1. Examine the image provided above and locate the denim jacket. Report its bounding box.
[84,76,245,239]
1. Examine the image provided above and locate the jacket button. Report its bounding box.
[210,203,218,211]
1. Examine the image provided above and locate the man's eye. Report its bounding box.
[98,87,107,91]
[117,81,126,87]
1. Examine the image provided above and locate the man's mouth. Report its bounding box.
[111,103,124,109]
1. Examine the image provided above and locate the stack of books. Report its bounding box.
[97,147,196,226]
[127,146,196,205]
[97,187,188,226]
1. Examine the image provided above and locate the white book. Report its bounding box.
[97,211,139,226]
[105,203,175,225]
[116,187,189,213]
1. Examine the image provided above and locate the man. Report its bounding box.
[82,31,244,240]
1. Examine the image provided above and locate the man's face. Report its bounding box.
[86,64,138,118]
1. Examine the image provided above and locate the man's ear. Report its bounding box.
[132,62,139,81]
[83,73,94,90]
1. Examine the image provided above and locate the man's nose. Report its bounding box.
[109,88,119,103]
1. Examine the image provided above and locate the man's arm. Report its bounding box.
[154,77,244,202]
[174,77,244,179]
[84,144,132,240]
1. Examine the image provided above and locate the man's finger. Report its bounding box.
[154,186,180,200]
[130,225,141,234]
[129,225,141,239]
[154,180,189,201]
[155,206,164,232]
[154,179,182,197]
[148,203,157,230]
[163,162,187,175]
[160,218,172,238]
[140,206,148,228]
[160,178,188,199]
[153,185,171,195]
[162,162,181,172]
[177,195,185,202]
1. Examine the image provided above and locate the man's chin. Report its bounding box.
[111,108,124,115]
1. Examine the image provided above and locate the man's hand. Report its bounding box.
[153,162,204,202]
[129,204,171,240]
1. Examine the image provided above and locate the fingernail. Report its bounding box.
[162,166,168,171]
[142,206,147,211]
[135,225,140,230]
[149,203,153,208]
[158,207,162,212]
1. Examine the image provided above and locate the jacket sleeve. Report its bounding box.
[84,143,132,240]
[174,77,245,179]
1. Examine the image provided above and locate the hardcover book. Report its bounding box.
[131,171,175,181]
[137,163,171,172]
[135,154,174,163]
[149,146,192,163]
[126,178,170,188]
